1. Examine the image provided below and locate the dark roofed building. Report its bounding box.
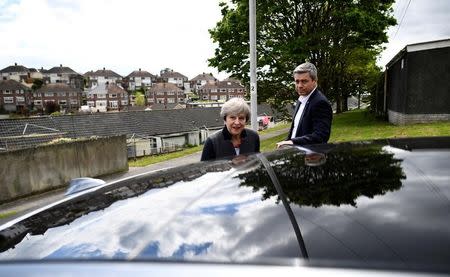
[84,68,123,88]
[0,108,225,153]
[44,64,84,89]
[198,78,246,102]
[384,38,450,125]
[0,63,29,74]
[125,69,157,91]
[147,83,185,106]
[34,83,83,112]
[0,79,32,112]
[86,83,128,112]
[189,73,218,92]
[160,70,188,88]
[0,63,30,82]
[46,65,78,75]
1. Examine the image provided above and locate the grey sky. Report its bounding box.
[378,0,450,67]
[0,0,449,79]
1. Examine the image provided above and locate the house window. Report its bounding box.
[110,94,117,98]
[157,98,164,103]
[3,97,14,103]
[167,98,175,103]
[167,92,175,95]
[34,100,42,105]
[202,95,208,100]
[109,100,118,108]
[4,90,11,94]
[70,100,78,105]
[59,100,67,105]
[97,94,106,99]
[211,95,218,100]
[16,96,25,103]
[156,92,164,96]
[121,100,128,105]
[44,92,54,97]
[147,98,154,103]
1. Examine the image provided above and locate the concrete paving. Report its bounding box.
[0,127,289,225]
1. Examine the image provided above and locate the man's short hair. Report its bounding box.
[293,62,318,81]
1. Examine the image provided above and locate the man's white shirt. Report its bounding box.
[291,86,316,139]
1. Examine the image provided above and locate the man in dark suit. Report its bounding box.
[277,62,332,148]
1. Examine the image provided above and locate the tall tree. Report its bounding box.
[209,0,396,114]
[135,91,145,106]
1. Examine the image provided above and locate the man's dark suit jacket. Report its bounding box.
[287,88,333,145]
[201,126,260,161]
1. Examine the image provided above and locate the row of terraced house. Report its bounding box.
[0,63,246,113]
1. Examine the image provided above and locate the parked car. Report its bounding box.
[0,136,449,276]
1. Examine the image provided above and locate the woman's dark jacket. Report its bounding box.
[200,126,260,161]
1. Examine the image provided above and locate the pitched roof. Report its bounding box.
[46,65,78,74]
[37,83,82,93]
[0,108,224,148]
[161,71,188,79]
[106,83,127,94]
[217,80,245,89]
[0,80,31,91]
[149,103,185,110]
[87,69,123,78]
[126,69,156,78]
[0,64,29,73]
[190,73,217,82]
[149,83,183,93]
[198,83,218,90]
[88,83,127,95]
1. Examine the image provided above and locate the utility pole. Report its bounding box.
[249,0,257,131]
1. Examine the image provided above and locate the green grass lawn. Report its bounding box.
[260,109,450,152]
[330,109,450,142]
[129,145,203,167]
[0,210,18,219]
[130,109,449,166]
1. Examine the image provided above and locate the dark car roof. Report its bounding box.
[0,137,449,274]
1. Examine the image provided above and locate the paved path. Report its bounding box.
[0,127,289,225]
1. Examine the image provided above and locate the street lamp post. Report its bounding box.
[249,0,257,131]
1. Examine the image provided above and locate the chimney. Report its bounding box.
[60,64,62,67]
[103,67,105,70]
[139,68,141,71]
[15,62,17,66]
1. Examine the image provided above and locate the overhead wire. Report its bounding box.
[392,0,412,40]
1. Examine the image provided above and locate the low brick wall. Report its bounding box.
[0,135,128,204]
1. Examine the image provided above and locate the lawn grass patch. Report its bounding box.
[129,145,202,167]
[129,109,449,167]
[330,109,450,142]
[0,210,18,219]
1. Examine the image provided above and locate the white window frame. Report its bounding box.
[3,97,14,103]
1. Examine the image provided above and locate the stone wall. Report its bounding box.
[0,135,128,203]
